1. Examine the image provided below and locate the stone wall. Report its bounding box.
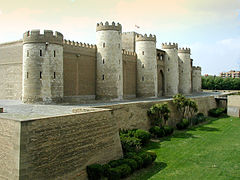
[0,41,23,100]
[0,118,20,180]
[63,42,96,100]
[123,52,137,98]
[227,95,240,117]
[19,109,122,180]
[122,32,136,52]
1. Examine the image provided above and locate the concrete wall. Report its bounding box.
[0,118,20,180]
[63,42,96,100]
[123,52,137,98]
[228,95,240,117]
[0,41,23,100]
[19,109,122,180]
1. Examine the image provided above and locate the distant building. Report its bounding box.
[220,70,240,78]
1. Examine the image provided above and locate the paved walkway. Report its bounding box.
[0,92,226,121]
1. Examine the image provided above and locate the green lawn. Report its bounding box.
[129,117,240,180]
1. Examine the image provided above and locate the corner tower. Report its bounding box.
[192,66,202,92]
[162,43,179,96]
[136,34,157,97]
[178,47,192,94]
[96,22,123,100]
[22,30,64,103]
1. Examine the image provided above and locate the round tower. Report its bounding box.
[22,30,64,103]
[135,34,157,97]
[192,66,202,93]
[96,21,123,100]
[162,42,179,96]
[178,47,192,94]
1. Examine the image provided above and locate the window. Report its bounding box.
[40,50,42,57]
[119,75,121,80]
[118,43,120,48]
[168,57,170,61]
[119,59,120,64]
[142,64,144,68]
[27,50,29,57]
[27,72,29,78]
[103,59,105,64]
[168,68,170,72]
[103,43,105,48]
[54,72,56,79]
[54,50,56,57]
[142,76,144,81]
[40,71,42,79]
[160,56,163,60]
[102,75,105,80]
[142,51,144,55]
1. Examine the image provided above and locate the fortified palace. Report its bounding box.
[0,21,202,103]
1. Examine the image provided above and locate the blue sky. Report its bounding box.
[0,0,240,75]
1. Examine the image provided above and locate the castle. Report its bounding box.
[0,21,202,103]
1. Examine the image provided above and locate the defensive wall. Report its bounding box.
[0,94,222,179]
[227,95,240,117]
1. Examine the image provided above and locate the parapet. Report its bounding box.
[23,30,63,45]
[122,50,137,56]
[63,39,97,49]
[192,66,201,71]
[162,42,178,49]
[96,21,122,32]
[135,34,156,42]
[178,47,191,54]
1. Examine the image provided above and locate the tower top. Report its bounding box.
[96,21,122,32]
[192,66,201,71]
[136,34,156,42]
[23,30,63,45]
[161,42,178,49]
[178,47,191,54]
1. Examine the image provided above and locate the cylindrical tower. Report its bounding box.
[178,47,192,94]
[136,34,157,97]
[96,21,123,100]
[192,66,202,93]
[22,30,64,103]
[162,43,179,96]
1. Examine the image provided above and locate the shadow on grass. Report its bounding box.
[128,162,167,180]
[197,126,220,132]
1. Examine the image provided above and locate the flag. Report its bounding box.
[135,25,140,28]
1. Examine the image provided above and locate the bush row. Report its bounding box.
[176,113,207,130]
[208,108,226,117]
[149,126,174,138]
[87,151,157,180]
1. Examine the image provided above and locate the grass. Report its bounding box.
[129,117,240,180]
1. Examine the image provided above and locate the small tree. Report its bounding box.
[147,103,170,127]
[173,94,198,125]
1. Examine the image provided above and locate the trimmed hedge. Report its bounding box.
[86,164,103,180]
[176,118,189,130]
[163,126,174,136]
[208,108,226,117]
[134,129,151,145]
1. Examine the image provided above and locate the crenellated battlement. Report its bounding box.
[162,42,178,49]
[135,34,156,42]
[23,30,63,45]
[122,50,137,56]
[63,39,96,49]
[192,66,201,71]
[178,47,191,54]
[96,21,122,32]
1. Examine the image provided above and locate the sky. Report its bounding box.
[0,0,240,75]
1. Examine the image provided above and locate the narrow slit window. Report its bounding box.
[40,71,42,79]
[160,56,163,60]
[40,50,42,57]
[168,68,170,72]
[142,64,144,68]
[142,51,144,55]
[102,75,105,80]
[27,72,29,78]
[118,43,120,48]
[54,72,56,79]
[142,76,144,81]
[54,50,56,57]
[103,59,105,64]
[27,50,29,57]
[103,43,105,48]
[119,75,121,80]
[119,59,120,64]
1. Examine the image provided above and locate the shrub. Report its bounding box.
[163,126,174,136]
[147,151,157,162]
[120,134,141,153]
[148,103,170,127]
[102,164,111,177]
[191,113,207,125]
[122,159,138,172]
[107,168,121,180]
[139,152,153,167]
[149,126,165,138]
[86,164,103,180]
[108,159,124,168]
[134,129,151,145]
[176,118,189,130]
[115,164,131,178]
[125,152,143,169]
[208,108,226,117]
